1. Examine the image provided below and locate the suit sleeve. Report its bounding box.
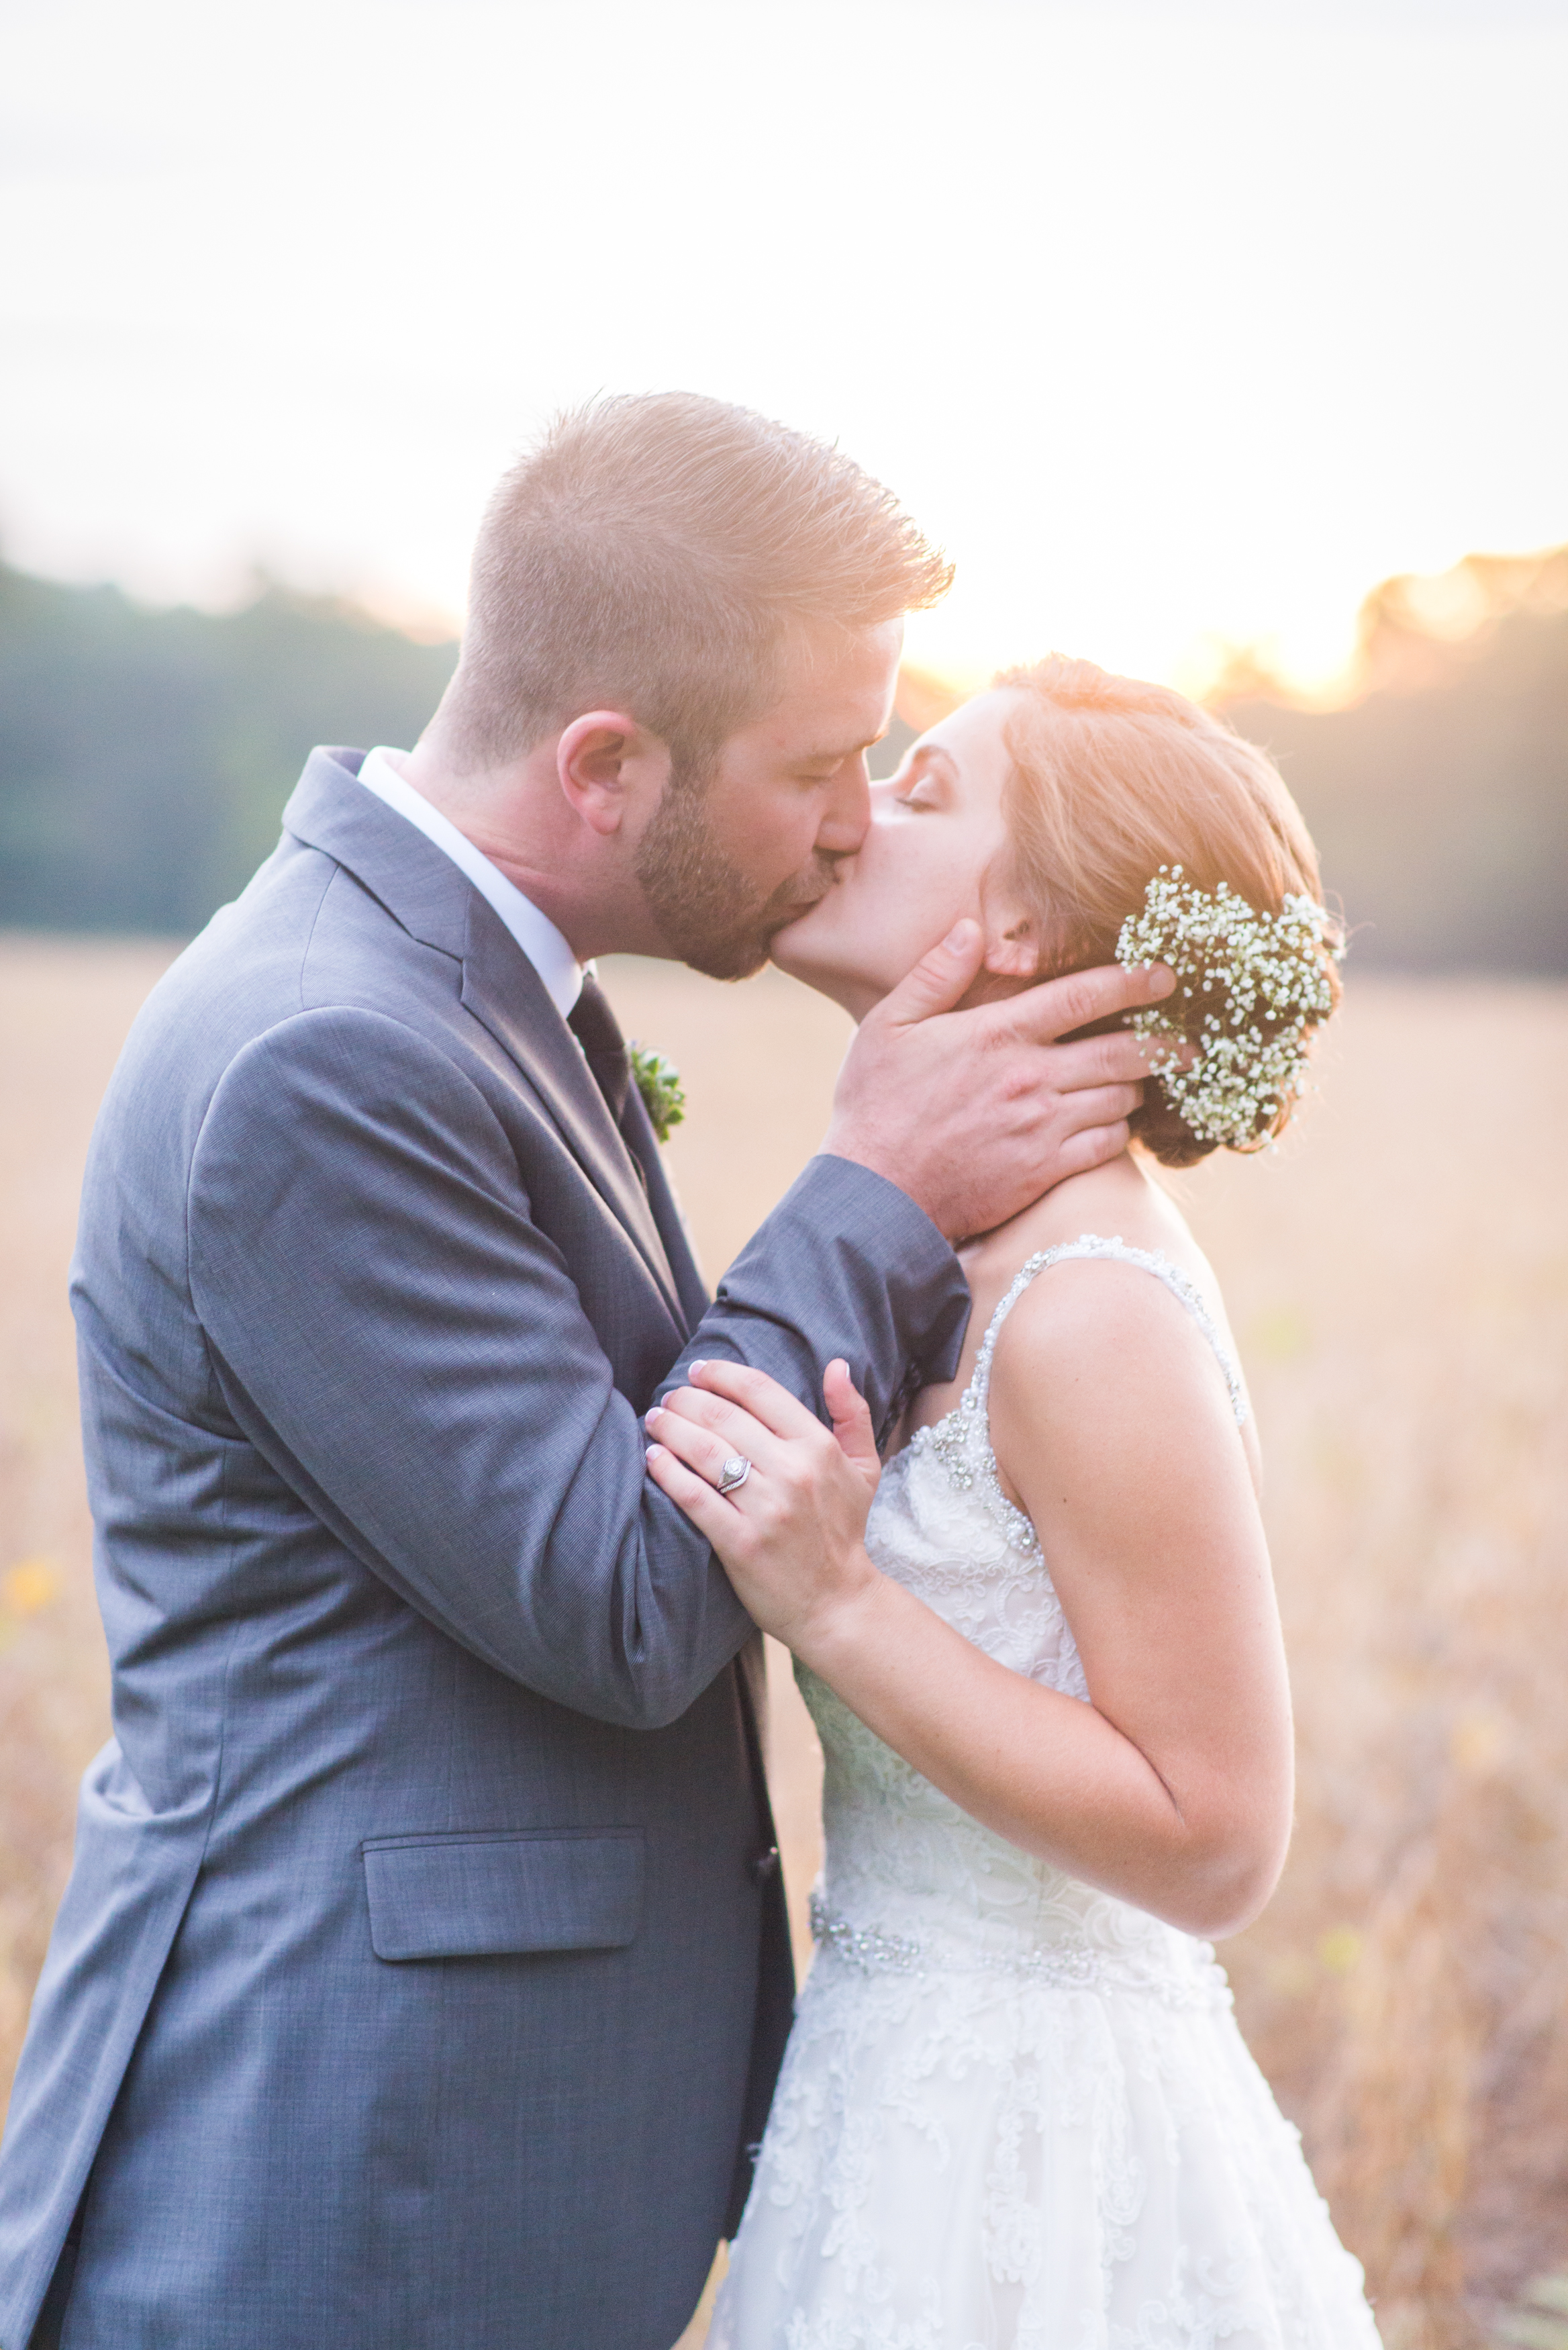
[187,1006,968,1730]
[656,1155,970,1444]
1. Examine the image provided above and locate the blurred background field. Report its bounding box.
[3,933,1565,2350]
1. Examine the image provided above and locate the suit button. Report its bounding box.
[749,1846,780,1884]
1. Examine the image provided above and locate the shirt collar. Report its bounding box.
[356,748,583,1018]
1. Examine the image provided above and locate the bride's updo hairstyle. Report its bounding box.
[993,657,1342,1167]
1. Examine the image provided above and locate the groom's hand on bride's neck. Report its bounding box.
[822,919,1175,1242]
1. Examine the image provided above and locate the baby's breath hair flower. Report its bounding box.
[1116,867,1344,1152]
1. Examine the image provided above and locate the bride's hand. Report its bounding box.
[644,1359,883,1652]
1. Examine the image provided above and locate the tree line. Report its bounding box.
[1214,547,1566,974]
[1,549,1563,970]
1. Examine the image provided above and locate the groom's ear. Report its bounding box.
[556,711,673,837]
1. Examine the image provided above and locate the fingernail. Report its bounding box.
[1148,963,1175,996]
[645,1407,663,1427]
[941,921,971,956]
[689,1358,707,1374]
[646,1444,663,1464]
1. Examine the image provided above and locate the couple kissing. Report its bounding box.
[0,392,1376,2350]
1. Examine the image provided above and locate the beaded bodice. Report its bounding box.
[798,1234,1248,1999]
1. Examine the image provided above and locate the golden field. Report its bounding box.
[1,933,1565,2350]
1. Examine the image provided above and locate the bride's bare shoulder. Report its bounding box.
[977,1152,1261,1493]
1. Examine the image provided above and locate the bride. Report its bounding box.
[644,657,1383,2349]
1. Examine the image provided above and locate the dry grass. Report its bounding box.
[2,935,1565,2348]
[0,937,178,2080]
[1171,981,1568,2350]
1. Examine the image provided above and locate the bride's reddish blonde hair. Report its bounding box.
[993,656,1342,1166]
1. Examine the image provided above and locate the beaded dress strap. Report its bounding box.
[967,1235,1249,1428]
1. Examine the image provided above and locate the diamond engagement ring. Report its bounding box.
[716,1455,752,1496]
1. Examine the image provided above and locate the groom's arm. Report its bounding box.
[185,1008,962,1732]
[658,1154,969,1449]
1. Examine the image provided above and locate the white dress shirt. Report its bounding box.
[357,747,583,1018]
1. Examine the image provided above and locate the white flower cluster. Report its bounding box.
[1116,867,1343,1150]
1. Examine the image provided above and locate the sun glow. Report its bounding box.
[1,0,1564,702]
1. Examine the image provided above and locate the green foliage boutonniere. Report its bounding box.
[628,1043,686,1143]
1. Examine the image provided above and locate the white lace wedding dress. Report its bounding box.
[711,1238,1382,2350]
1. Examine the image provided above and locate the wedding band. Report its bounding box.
[716,1454,752,1495]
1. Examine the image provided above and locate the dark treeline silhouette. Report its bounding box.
[1,547,1563,969]
[0,566,457,935]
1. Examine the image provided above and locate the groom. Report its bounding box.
[0,393,1166,2350]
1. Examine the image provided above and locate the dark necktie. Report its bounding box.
[567,972,631,1123]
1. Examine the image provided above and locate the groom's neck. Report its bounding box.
[387,739,667,962]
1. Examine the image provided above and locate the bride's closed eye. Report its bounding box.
[890,741,962,815]
[894,767,948,812]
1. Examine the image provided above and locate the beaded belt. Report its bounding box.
[809,1891,1230,2006]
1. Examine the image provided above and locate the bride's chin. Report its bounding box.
[768,931,813,980]
[767,912,830,982]
[769,925,878,1013]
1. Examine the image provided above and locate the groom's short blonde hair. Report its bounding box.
[439,392,952,772]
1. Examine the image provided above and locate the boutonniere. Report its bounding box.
[628,1043,686,1143]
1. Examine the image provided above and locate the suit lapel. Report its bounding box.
[458,899,686,1323]
[619,1084,711,1327]
[283,749,687,1328]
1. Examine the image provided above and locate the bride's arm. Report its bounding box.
[644,1272,1292,1940]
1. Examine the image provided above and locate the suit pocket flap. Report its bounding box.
[362,1829,644,1961]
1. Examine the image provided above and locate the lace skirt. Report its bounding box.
[709,1928,1383,2350]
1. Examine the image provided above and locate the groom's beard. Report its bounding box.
[634,763,834,982]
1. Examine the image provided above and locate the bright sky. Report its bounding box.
[3,0,1565,696]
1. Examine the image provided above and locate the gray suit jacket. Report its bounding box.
[0,749,969,2350]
